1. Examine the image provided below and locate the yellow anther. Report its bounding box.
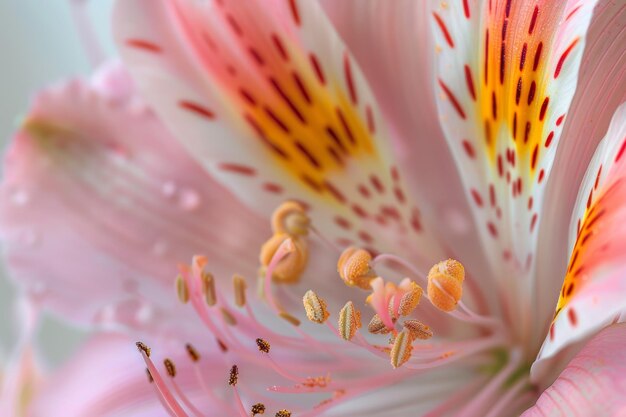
[271,201,310,236]
[233,274,247,307]
[390,329,413,369]
[303,290,330,324]
[338,301,361,341]
[221,308,237,326]
[185,343,200,362]
[228,365,239,386]
[403,320,433,340]
[427,259,465,312]
[398,281,423,316]
[337,247,375,289]
[367,314,392,334]
[259,234,308,284]
[202,272,217,306]
[175,274,189,304]
[251,403,266,416]
[275,410,292,417]
[164,358,176,377]
[279,311,301,326]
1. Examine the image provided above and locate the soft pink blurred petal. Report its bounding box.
[523,323,626,417]
[0,63,268,328]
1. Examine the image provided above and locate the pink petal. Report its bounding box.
[113,0,449,265]
[532,0,626,351]
[0,64,268,327]
[533,102,626,374]
[523,324,626,417]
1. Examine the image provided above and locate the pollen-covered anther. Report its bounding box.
[185,343,200,362]
[163,358,176,377]
[260,234,308,284]
[390,329,413,369]
[368,314,392,334]
[403,320,433,340]
[201,271,217,306]
[427,258,465,312]
[256,338,271,353]
[251,403,266,416]
[303,290,330,324]
[175,274,189,304]
[233,274,247,307]
[275,410,292,417]
[337,247,375,289]
[398,281,423,316]
[228,365,239,386]
[271,201,310,236]
[338,301,361,341]
[136,341,151,357]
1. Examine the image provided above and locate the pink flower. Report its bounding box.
[1,1,626,416]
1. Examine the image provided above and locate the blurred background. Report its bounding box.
[0,0,115,365]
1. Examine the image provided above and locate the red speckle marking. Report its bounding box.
[288,0,301,26]
[263,182,284,194]
[489,184,496,207]
[351,204,368,218]
[462,140,476,159]
[549,323,555,341]
[433,13,454,48]
[394,187,406,204]
[438,79,466,119]
[358,184,371,198]
[464,65,476,101]
[343,54,358,104]
[566,5,582,21]
[545,131,555,148]
[358,231,373,244]
[271,34,289,61]
[370,175,385,193]
[586,189,593,209]
[411,209,422,233]
[528,6,539,34]
[498,155,504,177]
[530,213,538,232]
[218,163,256,176]
[568,308,578,326]
[556,114,565,126]
[334,216,352,230]
[126,39,162,53]
[594,165,603,189]
[533,42,543,72]
[538,169,545,183]
[293,72,312,104]
[531,145,539,170]
[487,222,498,238]
[179,100,215,120]
[239,88,257,106]
[226,14,243,37]
[528,197,533,210]
[555,38,579,78]
[539,97,549,121]
[249,47,265,66]
[391,167,400,182]
[520,43,527,71]
[615,139,626,162]
[324,181,346,203]
[366,105,376,134]
[527,81,536,105]
[471,189,483,207]
[463,0,470,18]
[309,53,325,85]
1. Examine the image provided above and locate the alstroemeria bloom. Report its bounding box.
[2,0,626,416]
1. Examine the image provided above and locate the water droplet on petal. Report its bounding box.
[161,181,177,198]
[178,188,200,211]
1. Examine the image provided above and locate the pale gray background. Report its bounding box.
[0,0,115,365]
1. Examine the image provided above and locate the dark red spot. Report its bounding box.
[539,97,550,121]
[269,77,305,123]
[524,122,531,144]
[337,108,355,144]
[515,77,522,105]
[125,39,162,53]
[249,48,265,66]
[370,175,385,193]
[492,91,498,119]
[520,43,527,71]
[411,208,422,233]
[366,105,376,133]
[566,5,582,21]
[568,308,578,326]
[498,154,504,177]
[309,53,325,85]
[292,72,311,104]
[529,6,539,34]
[531,145,539,170]
[555,39,579,78]
[391,167,400,182]
[271,33,289,61]
[394,187,406,204]
[505,0,512,17]
[499,43,506,84]
[218,163,256,176]
[438,80,466,119]
[533,42,543,71]
[615,138,626,162]
[324,181,346,203]
[358,184,371,198]
[239,88,257,106]
[263,182,283,194]
[485,119,492,145]
[471,189,483,207]
[545,131,554,147]
[325,126,347,154]
[487,222,498,238]
[351,204,368,218]
[528,197,533,210]
[295,141,320,168]
[586,189,594,209]
[226,14,243,37]
[549,323,555,341]
[464,65,476,100]
[489,184,496,207]
[358,231,374,243]
[301,174,322,192]
[433,12,454,47]
[334,216,352,230]
[462,140,475,159]
[484,30,490,85]
[288,0,300,26]
[530,213,538,232]
[527,81,536,105]
[538,169,545,183]
[463,0,470,18]
[594,165,603,190]
[556,114,565,126]
[344,53,358,104]
[179,100,215,120]
[512,112,518,139]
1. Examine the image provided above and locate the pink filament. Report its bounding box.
[231,385,249,417]
[139,352,190,417]
[170,377,207,417]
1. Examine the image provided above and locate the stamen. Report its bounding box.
[275,410,292,417]
[176,274,189,304]
[233,274,247,307]
[338,301,361,341]
[256,338,271,353]
[398,281,423,317]
[271,201,310,236]
[337,247,375,289]
[368,314,392,334]
[403,320,433,340]
[303,290,330,324]
[229,365,249,417]
[260,234,308,284]
[251,403,266,416]
[229,365,239,386]
[185,343,200,362]
[201,272,217,306]
[390,329,413,369]
[427,259,465,312]
[164,358,177,377]
[136,341,151,357]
